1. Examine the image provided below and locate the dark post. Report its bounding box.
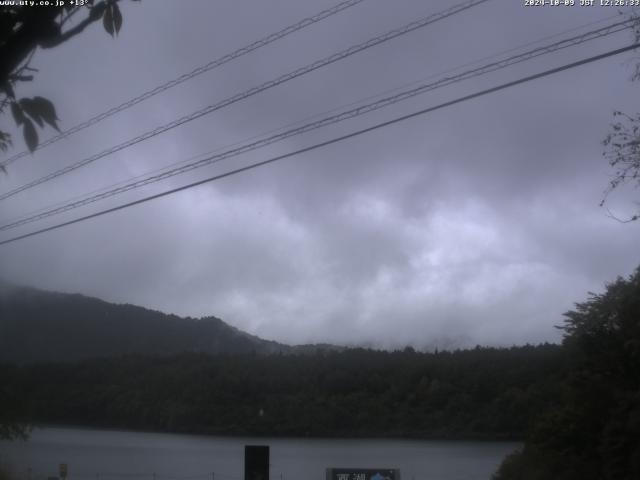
[244,445,269,480]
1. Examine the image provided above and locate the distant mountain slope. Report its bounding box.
[0,283,309,363]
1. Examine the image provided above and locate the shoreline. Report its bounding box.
[24,423,524,443]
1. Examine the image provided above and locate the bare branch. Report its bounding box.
[604,206,639,223]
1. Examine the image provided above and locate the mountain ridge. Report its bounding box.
[0,283,343,363]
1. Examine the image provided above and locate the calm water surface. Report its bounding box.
[0,427,519,480]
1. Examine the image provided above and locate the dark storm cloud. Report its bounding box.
[1,0,639,348]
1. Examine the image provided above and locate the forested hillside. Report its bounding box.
[0,284,303,362]
[1,344,564,439]
[3,268,638,479]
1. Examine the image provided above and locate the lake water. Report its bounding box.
[0,427,519,480]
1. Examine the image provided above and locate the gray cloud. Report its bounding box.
[1,0,639,349]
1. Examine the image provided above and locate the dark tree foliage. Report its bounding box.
[0,285,567,441]
[494,267,640,480]
[0,0,137,158]
[0,344,565,440]
[0,367,30,440]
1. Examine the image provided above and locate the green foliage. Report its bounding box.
[494,267,640,480]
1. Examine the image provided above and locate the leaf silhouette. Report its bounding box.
[23,118,38,153]
[1,81,15,99]
[11,102,24,126]
[32,96,60,131]
[19,98,44,127]
[103,4,114,37]
[112,3,123,35]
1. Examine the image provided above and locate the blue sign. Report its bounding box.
[326,468,399,480]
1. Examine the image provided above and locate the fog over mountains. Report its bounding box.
[0,283,343,363]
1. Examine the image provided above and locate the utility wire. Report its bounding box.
[0,0,490,202]
[4,10,625,227]
[1,42,637,247]
[1,18,631,229]
[0,18,633,232]
[0,0,367,169]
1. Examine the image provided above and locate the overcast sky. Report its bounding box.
[1,0,639,349]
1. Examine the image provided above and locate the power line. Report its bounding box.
[1,18,631,230]
[1,42,637,247]
[0,18,633,232]
[5,9,621,227]
[0,0,490,202]
[0,148,227,227]
[0,0,367,169]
